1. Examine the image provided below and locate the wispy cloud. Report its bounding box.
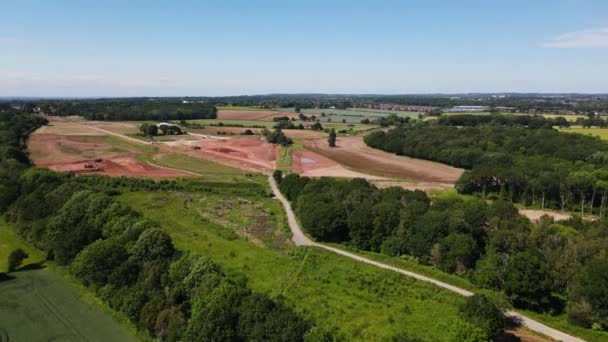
[543,28,608,48]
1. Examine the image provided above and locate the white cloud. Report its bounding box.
[543,28,608,48]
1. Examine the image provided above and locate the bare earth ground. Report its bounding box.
[28,118,189,178]
[304,136,464,186]
[164,136,279,172]
[292,150,384,179]
[519,209,572,222]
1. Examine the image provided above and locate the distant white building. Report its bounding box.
[445,105,488,112]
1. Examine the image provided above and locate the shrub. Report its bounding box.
[8,248,28,272]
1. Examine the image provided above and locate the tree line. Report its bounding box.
[0,107,322,341]
[278,175,608,330]
[365,117,608,215]
[36,99,217,121]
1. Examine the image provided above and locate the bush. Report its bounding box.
[8,248,28,272]
[458,294,505,339]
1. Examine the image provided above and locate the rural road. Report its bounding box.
[268,176,586,342]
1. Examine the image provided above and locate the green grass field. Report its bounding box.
[117,190,468,341]
[0,218,45,272]
[559,126,608,140]
[277,107,421,124]
[137,153,264,184]
[0,219,137,342]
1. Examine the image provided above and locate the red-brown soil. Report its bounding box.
[292,150,383,179]
[167,136,279,172]
[304,136,464,184]
[42,155,188,178]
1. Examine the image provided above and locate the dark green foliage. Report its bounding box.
[503,249,554,311]
[70,238,128,287]
[273,169,283,184]
[568,259,608,328]
[311,122,324,131]
[39,99,217,121]
[262,128,293,146]
[139,123,158,136]
[459,295,505,339]
[7,248,28,272]
[365,120,608,213]
[328,128,336,147]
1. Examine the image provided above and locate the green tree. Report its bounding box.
[568,258,608,328]
[7,248,28,272]
[328,128,336,147]
[273,169,283,184]
[503,249,554,310]
[459,295,505,339]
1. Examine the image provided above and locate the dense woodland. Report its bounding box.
[0,106,318,341]
[366,115,608,215]
[278,175,608,330]
[35,99,217,121]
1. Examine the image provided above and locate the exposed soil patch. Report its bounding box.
[292,150,383,179]
[304,136,464,184]
[41,155,188,178]
[519,209,572,222]
[166,136,279,172]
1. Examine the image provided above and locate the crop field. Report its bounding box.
[0,220,136,342]
[118,190,469,341]
[216,105,267,111]
[185,118,377,132]
[559,126,608,140]
[276,107,421,124]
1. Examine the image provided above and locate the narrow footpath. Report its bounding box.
[268,176,585,342]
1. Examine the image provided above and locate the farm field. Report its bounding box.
[118,190,469,341]
[0,220,136,342]
[277,107,422,124]
[304,135,464,189]
[185,118,377,132]
[559,126,608,140]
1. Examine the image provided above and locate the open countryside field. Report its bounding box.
[304,135,464,189]
[277,107,422,124]
[118,190,470,341]
[559,126,608,140]
[0,220,136,342]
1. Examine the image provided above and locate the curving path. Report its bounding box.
[269,176,585,342]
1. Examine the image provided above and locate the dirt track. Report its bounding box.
[304,135,464,184]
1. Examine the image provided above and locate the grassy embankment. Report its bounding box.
[0,218,139,342]
[118,189,468,341]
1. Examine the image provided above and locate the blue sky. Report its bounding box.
[1,0,608,96]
